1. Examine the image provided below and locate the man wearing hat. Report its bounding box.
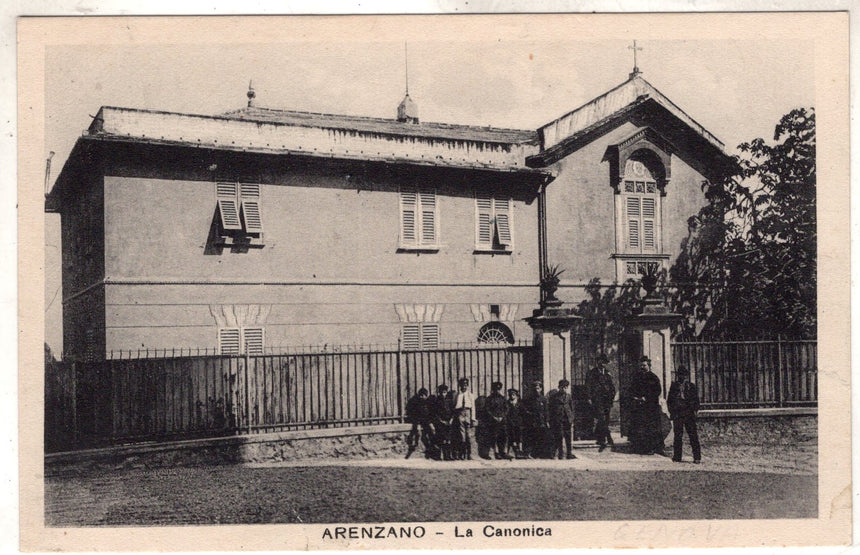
[627,356,664,455]
[667,365,702,463]
[548,379,576,460]
[586,353,616,450]
[485,381,511,459]
[522,380,549,458]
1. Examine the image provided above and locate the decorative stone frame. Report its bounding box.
[604,127,674,196]
[604,127,674,282]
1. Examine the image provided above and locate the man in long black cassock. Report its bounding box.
[627,356,664,455]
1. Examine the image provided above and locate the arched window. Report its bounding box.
[477,322,514,344]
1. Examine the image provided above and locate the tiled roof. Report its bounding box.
[221,106,538,145]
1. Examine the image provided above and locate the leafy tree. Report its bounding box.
[669,108,816,339]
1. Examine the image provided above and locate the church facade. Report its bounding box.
[47,70,732,361]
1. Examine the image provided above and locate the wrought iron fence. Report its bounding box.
[45,342,533,452]
[671,338,817,408]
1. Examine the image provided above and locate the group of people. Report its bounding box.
[405,354,702,464]
[405,376,581,461]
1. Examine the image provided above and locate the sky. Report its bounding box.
[42,33,816,355]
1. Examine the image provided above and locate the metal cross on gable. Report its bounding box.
[628,40,643,75]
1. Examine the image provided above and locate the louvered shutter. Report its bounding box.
[476,196,493,248]
[421,324,439,350]
[627,197,640,248]
[242,327,264,355]
[419,191,436,245]
[401,190,417,245]
[402,324,420,350]
[642,197,656,250]
[218,328,241,355]
[240,183,264,234]
[494,198,512,246]
[217,183,242,231]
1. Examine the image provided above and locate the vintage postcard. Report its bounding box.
[19,12,849,551]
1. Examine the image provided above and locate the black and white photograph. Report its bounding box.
[18,11,849,551]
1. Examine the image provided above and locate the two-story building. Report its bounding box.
[46,70,732,361]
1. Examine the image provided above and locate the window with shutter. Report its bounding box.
[242,327,265,355]
[420,324,440,350]
[420,191,436,245]
[239,183,264,234]
[218,328,241,355]
[475,195,513,251]
[216,182,242,231]
[402,324,420,350]
[400,188,438,249]
[476,196,493,248]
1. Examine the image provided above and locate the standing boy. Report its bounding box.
[405,388,432,459]
[522,380,549,458]
[667,365,702,463]
[451,377,475,460]
[430,384,454,460]
[549,379,576,460]
[485,381,510,459]
[505,388,524,458]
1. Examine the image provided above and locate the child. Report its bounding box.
[505,388,524,458]
[405,388,432,459]
[451,378,475,460]
[430,384,454,461]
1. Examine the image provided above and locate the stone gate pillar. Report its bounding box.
[525,306,582,389]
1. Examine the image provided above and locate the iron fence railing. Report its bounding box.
[45,342,533,452]
[671,338,817,408]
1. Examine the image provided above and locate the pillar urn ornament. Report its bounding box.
[540,264,565,309]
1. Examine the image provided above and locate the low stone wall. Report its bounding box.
[46,424,411,475]
[696,408,817,445]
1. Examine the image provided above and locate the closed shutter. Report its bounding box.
[401,189,417,245]
[642,197,656,250]
[476,196,493,247]
[242,327,264,355]
[494,198,512,246]
[421,324,440,350]
[420,191,436,245]
[217,182,242,231]
[627,196,640,249]
[402,324,420,350]
[240,183,264,234]
[218,328,241,355]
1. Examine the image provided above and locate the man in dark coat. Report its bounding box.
[585,353,616,450]
[667,365,702,463]
[505,388,524,458]
[405,388,433,458]
[522,380,549,458]
[484,381,510,459]
[548,379,576,460]
[429,384,454,460]
[627,356,664,455]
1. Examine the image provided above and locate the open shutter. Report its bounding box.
[421,324,440,350]
[402,324,420,350]
[494,198,512,246]
[240,183,264,234]
[401,189,417,245]
[242,327,264,356]
[627,197,640,249]
[217,183,242,231]
[419,190,437,245]
[642,197,656,250]
[476,195,493,248]
[218,328,241,355]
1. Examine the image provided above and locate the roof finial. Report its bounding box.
[247,80,256,107]
[397,42,419,123]
[628,40,643,79]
